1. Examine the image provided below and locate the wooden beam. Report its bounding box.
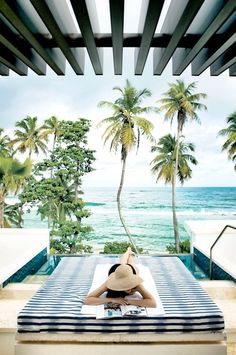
[192,32,236,76]
[109,0,124,75]
[70,0,103,74]
[0,44,27,75]
[154,0,204,75]
[30,0,84,75]
[173,0,236,75]
[229,63,236,76]
[0,19,46,75]
[210,44,236,76]
[135,0,164,75]
[0,63,9,76]
[0,0,65,74]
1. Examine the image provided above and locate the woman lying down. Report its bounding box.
[84,247,156,308]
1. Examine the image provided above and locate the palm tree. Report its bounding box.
[11,116,48,157]
[40,116,61,152]
[97,79,155,253]
[151,134,198,251]
[3,203,24,228]
[218,111,236,170]
[158,80,207,252]
[0,128,11,157]
[0,156,31,228]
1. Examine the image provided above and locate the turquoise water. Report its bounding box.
[17,186,236,253]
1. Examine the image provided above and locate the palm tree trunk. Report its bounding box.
[0,192,5,228]
[172,125,181,253]
[48,134,57,228]
[117,155,139,254]
[171,174,180,253]
[50,134,56,179]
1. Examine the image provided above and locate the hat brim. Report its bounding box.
[106,273,143,291]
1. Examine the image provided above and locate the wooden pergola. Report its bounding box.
[0,0,235,76]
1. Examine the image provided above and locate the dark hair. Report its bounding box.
[106,263,136,298]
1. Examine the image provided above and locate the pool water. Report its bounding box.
[35,255,61,275]
[33,254,208,280]
[178,254,208,279]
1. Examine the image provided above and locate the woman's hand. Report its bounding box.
[108,297,128,306]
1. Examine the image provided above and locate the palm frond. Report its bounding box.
[96,116,121,129]
[150,133,197,185]
[97,80,154,158]
[158,80,207,130]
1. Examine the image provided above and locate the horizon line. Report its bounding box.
[82,185,236,188]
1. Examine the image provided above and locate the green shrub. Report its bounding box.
[166,239,190,254]
[103,241,143,254]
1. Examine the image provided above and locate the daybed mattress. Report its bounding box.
[17,256,224,335]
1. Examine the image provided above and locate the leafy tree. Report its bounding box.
[50,221,92,254]
[11,116,48,157]
[97,79,156,253]
[103,241,143,254]
[3,203,24,228]
[54,120,95,200]
[19,119,95,254]
[40,116,62,152]
[38,116,62,226]
[0,156,31,227]
[0,128,11,157]
[218,111,236,170]
[158,80,207,252]
[151,134,197,252]
[166,239,190,254]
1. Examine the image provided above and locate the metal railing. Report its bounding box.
[209,224,236,280]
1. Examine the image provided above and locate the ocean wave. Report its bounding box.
[132,204,170,209]
[88,208,236,217]
[85,202,106,206]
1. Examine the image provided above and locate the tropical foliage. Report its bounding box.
[0,156,31,228]
[19,119,95,254]
[151,134,198,252]
[50,221,92,254]
[158,80,207,252]
[218,111,236,170]
[97,79,156,253]
[11,116,48,157]
[3,203,24,228]
[166,239,190,254]
[40,116,62,152]
[103,241,144,254]
[0,129,11,157]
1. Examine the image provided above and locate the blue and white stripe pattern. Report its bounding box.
[17,256,224,333]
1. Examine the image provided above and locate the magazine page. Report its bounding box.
[96,304,147,319]
[121,305,147,317]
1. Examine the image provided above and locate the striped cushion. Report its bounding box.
[17,256,224,333]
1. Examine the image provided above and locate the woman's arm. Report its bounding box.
[125,284,157,308]
[84,282,128,306]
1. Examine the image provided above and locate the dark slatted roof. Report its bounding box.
[0,0,235,77]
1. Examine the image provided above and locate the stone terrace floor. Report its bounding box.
[0,280,236,355]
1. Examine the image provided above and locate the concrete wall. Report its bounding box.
[0,229,49,285]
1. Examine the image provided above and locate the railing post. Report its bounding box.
[209,248,213,280]
[209,224,236,280]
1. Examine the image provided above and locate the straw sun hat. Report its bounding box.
[106,264,143,291]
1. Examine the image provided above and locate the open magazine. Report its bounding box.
[96,304,147,319]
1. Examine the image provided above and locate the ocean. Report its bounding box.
[13,186,236,253]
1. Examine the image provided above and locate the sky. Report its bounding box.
[0,0,236,188]
[1,49,235,188]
